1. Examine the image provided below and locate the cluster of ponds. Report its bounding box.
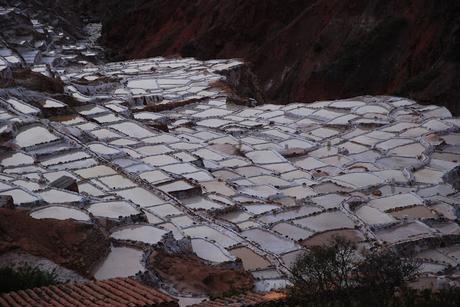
[0,1,459,296]
[0,4,101,75]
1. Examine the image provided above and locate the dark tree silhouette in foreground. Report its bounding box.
[288,236,421,306]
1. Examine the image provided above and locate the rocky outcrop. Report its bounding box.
[98,0,460,114]
[443,166,460,190]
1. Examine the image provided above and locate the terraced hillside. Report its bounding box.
[0,1,460,305]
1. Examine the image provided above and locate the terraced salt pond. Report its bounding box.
[183,225,240,248]
[110,225,168,244]
[14,126,59,148]
[272,223,314,241]
[1,152,34,167]
[183,197,224,210]
[355,205,396,225]
[38,189,82,204]
[1,21,460,291]
[293,211,355,232]
[0,189,39,205]
[30,206,90,221]
[6,98,40,115]
[242,228,298,254]
[115,187,165,207]
[191,238,233,263]
[229,247,271,270]
[87,201,140,218]
[127,78,159,90]
[94,247,145,280]
[376,222,435,244]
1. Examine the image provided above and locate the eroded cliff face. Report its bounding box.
[99,0,460,113]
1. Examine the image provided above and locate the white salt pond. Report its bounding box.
[191,238,233,263]
[75,165,116,178]
[272,222,314,241]
[110,122,155,138]
[87,201,140,219]
[147,203,182,218]
[98,175,136,190]
[355,205,396,225]
[43,99,66,108]
[115,187,165,207]
[184,197,224,210]
[1,152,34,167]
[183,225,239,248]
[127,78,159,90]
[14,126,59,148]
[88,143,120,156]
[7,98,40,115]
[257,206,322,224]
[110,225,168,244]
[30,206,90,221]
[93,246,145,280]
[368,193,423,211]
[376,222,434,244]
[241,228,298,254]
[38,189,82,204]
[293,211,355,232]
[0,189,39,205]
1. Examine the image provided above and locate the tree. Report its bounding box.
[356,248,419,304]
[289,236,357,302]
[288,236,420,306]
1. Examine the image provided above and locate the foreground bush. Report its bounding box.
[0,265,58,293]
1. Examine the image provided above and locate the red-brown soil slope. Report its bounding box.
[148,250,254,297]
[0,208,109,276]
[100,0,460,113]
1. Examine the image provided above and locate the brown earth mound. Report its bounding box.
[148,250,254,297]
[97,0,460,114]
[0,69,64,94]
[0,208,109,277]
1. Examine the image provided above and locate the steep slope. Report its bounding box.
[99,0,460,113]
[0,209,109,277]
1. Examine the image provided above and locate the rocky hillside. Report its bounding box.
[98,0,460,113]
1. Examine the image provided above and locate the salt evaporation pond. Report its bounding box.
[87,201,140,219]
[230,247,271,270]
[272,222,314,241]
[7,98,40,115]
[183,225,239,248]
[110,225,167,244]
[30,206,90,221]
[184,197,224,210]
[1,152,34,167]
[127,78,159,90]
[191,238,233,263]
[99,175,136,190]
[293,211,355,232]
[93,246,145,280]
[242,228,298,254]
[115,187,165,207]
[0,189,39,205]
[43,98,66,108]
[38,189,82,204]
[355,205,396,225]
[14,126,59,148]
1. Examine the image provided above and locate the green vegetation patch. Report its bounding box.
[0,265,58,293]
